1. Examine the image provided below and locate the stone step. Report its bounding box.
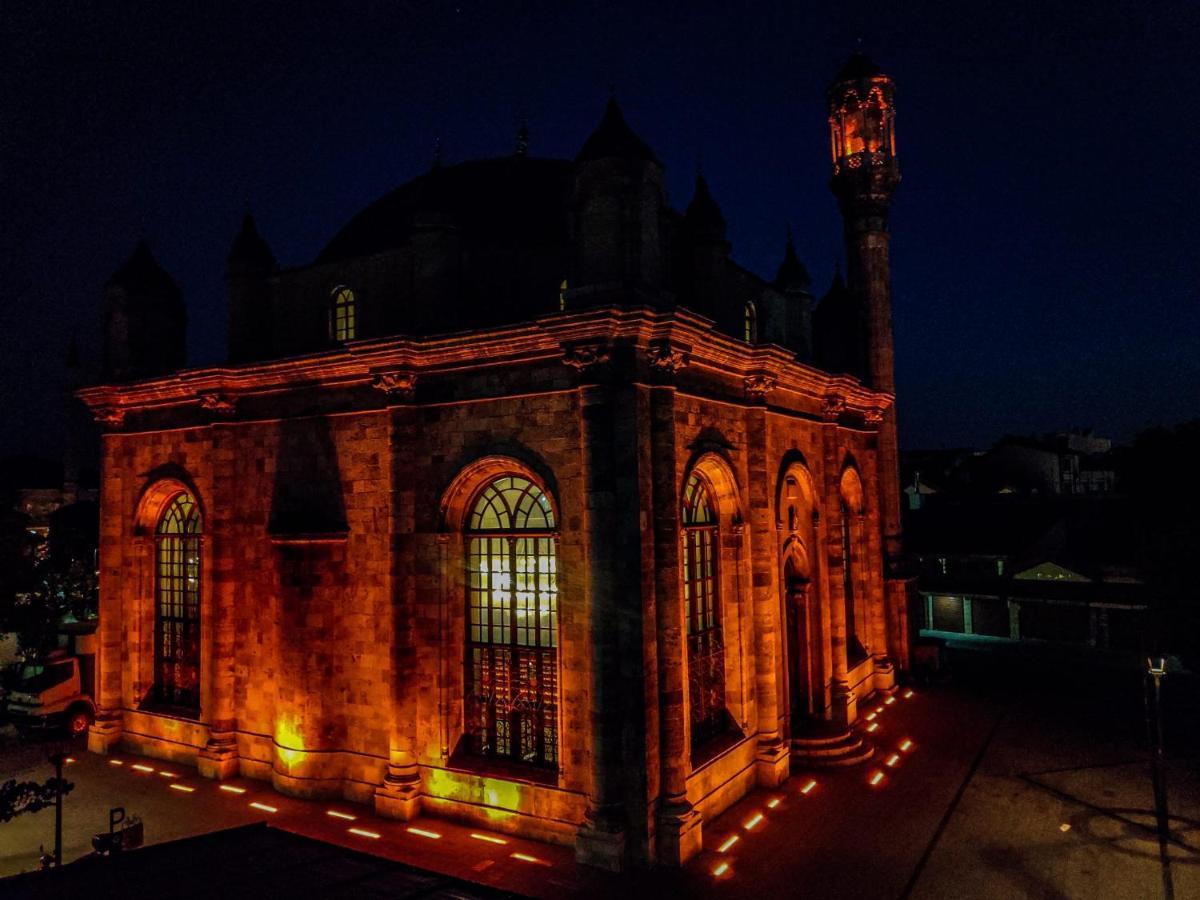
[790,730,875,767]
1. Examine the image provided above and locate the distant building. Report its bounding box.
[906,497,1148,658]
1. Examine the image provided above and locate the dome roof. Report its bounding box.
[317,156,572,265]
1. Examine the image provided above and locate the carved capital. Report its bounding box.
[562,342,611,372]
[198,392,237,417]
[648,340,690,375]
[744,374,776,401]
[863,406,885,426]
[372,371,417,401]
[821,393,846,422]
[93,406,125,429]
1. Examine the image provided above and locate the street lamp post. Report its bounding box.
[1146,657,1169,840]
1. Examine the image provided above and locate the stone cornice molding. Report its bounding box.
[371,370,417,401]
[648,340,691,375]
[560,341,612,372]
[198,392,237,417]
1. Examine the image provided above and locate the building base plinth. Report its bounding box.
[755,736,790,787]
[87,710,122,754]
[374,775,422,822]
[656,800,702,866]
[832,681,858,728]
[197,741,239,780]
[574,821,627,872]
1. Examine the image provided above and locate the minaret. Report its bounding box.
[827,52,909,668]
[227,212,278,363]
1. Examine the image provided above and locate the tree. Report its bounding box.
[0,776,73,823]
[0,557,97,661]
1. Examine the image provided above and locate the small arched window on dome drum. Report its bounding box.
[155,492,202,712]
[744,301,758,343]
[558,279,568,312]
[330,286,356,342]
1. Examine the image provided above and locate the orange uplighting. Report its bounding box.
[899,739,913,752]
[108,759,123,766]
[869,771,885,787]
[712,861,731,877]
[169,784,195,793]
[886,754,900,768]
[511,852,549,865]
[800,779,817,795]
[349,827,381,839]
[767,798,781,809]
[407,827,442,839]
[249,802,277,813]
[904,690,915,699]
[885,697,896,706]
[866,723,880,733]
[874,707,883,715]
[219,785,247,794]
[64,757,77,764]
[470,832,508,845]
[865,712,877,721]
[131,764,154,773]
[743,813,764,831]
[157,771,177,778]
[717,835,740,853]
[326,810,357,821]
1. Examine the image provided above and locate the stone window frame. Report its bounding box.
[329,285,357,342]
[131,474,212,722]
[438,456,564,780]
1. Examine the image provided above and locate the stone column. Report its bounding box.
[820,404,856,726]
[647,381,701,865]
[745,398,788,786]
[860,445,896,695]
[376,405,421,819]
[199,425,238,779]
[88,433,124,754]
[573,377,629,871]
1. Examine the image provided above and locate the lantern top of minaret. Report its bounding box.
[834,51,884,83]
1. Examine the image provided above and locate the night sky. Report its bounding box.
[3,1,1197,461]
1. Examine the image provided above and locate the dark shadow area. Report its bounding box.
[268,416,347,536]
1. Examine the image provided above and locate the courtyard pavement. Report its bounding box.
[1,675,1196,898]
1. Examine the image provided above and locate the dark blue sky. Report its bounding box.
[2,1,1197,458]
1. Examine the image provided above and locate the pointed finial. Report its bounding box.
[515,116,529,157]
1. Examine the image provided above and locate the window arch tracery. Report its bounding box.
[330,286,356,342]
[681,470,727,749]
[154,492,202,711]
[464,475,559,767]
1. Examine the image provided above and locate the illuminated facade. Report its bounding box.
[81,54,910,869]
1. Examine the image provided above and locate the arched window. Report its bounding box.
[681,471,726,749]
[744,301,758,343]
[330,286,356,342]
[465,475,559,767]
[155,493,202,711]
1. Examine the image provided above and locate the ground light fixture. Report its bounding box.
[800,779,817,795]
[1059,823,1071,833]
[157,771,177,778]
[249,802,277,813]
[470,833,508,845]
[169,784,195,793]
[717,835,740,853]
[899,739,913,752]
[348,828,381,839]
[866,723,880,733]
[869,771,885,787]
[219,785,247,794]
[743,812,764,830]
[885,754,900,768]
[108,759,123,766]
[131,764,154,773]
[406,826,442,839]
[904,689,915,699]
[510,852,549,866]
[884,696,896,706]
[326,810,357,821]
[767,797,781,809]
[712,861,731,878]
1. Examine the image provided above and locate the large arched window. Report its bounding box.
[465,476,559,767]
[330,286,356,342]
[155,493,202,711]
[682,471,726,749]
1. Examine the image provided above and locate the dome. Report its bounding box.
[316,156,572,265]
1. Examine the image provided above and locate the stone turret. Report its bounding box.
[570,99,667,308]
[103,240,186,381]
[227,212,278,363]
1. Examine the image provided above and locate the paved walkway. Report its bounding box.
[3,680,1193,898]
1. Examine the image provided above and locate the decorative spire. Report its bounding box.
[685,171,726,242]
[773,225,811,291]
[227,211,277,275]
